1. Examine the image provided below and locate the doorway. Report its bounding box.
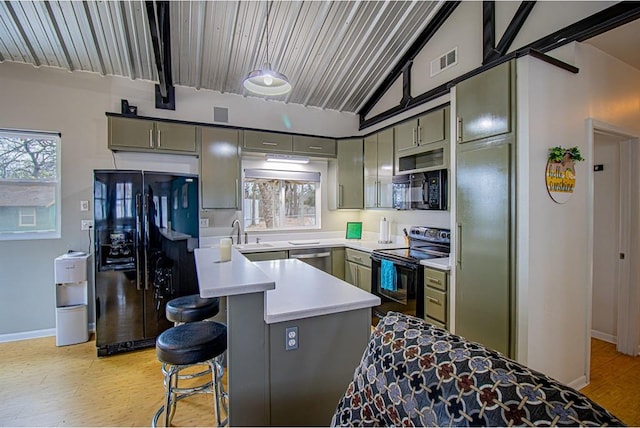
[587,120,640,385]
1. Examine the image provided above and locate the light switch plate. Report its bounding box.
[81,220,93,231]
[80,200,89,211]
[199,218,209,228]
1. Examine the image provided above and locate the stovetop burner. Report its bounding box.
[372,226,450,264]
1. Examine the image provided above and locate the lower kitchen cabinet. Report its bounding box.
[200,126,241,209]
[243,251,288,262]
[424,267,448,329]
[345,248,371,293]
[331,248,345,280]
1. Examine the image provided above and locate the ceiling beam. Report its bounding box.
[490,1,536,62]
[357,1,461,120]
[145,1,174,109]
[482,1,498,64]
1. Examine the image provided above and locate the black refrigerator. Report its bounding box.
[93,170,199,356]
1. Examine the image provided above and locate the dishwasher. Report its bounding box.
[288,247,332,275]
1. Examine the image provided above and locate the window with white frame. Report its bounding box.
[0,130,60,240]
[243,169,320,231]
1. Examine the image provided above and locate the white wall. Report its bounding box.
[0,62,358,336]
[517,42,640,385]
[592,134,621,342]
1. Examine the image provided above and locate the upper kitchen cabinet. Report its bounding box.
[456,61,512,144]
[364,128,394,208]
[329,138,363,209]
[243,130,293,153]
[394,107,447,153]
[292,135,336,157]
[108,116,198,154]
[200,127,241,209]
[395,106,450,174]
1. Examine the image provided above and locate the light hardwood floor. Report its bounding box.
[0,335,638,426]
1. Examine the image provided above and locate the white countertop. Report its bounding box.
[195,247,275,297]
[256,259,381,324]
[159,228,191,241]
[420,257,451,271]
[234,238,403,254]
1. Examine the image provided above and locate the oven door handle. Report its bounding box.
[370,255,419,270]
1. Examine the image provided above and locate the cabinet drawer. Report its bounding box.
[424,287,446,324]
[293,136,336,157]
[345,248,371,267]
[424,268,447,291]
[243,130,293,152]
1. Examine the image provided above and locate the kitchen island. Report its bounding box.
[194,247,380,426]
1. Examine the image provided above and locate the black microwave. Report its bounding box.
[392,169,447,210]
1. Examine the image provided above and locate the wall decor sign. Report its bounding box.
[545,146,584,204]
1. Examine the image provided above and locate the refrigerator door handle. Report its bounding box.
[144,192,150,291]
[135,193,142,291]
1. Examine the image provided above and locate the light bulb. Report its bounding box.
[263,74,273,86]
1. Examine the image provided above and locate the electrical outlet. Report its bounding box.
[285,326,298,351]
[81,220,93,231]
[199,218,209,228]
[80,200,89,211]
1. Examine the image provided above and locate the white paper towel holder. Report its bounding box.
[378,217,393,244]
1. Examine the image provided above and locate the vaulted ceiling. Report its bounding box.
[0,1,638,117]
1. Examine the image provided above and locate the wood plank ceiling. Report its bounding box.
[0,0,442,113]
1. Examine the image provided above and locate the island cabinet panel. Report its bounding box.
[108,116,198,154]
[456,61,512,144]
[293,135,336,157]
[243,130,293,153]
[268,309,371,426]
[200,127,240,209]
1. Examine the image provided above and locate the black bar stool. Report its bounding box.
[152,321,228,427]
[166,294,220,325]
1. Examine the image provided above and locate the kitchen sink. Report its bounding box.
[235,243,274,250]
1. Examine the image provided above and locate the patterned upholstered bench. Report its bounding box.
[331,312,624,427]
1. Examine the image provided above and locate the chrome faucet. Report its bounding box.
[231,219,241,245]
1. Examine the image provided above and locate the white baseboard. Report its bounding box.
[591,329,616,344]
[0,324,95,344]
[567,375,588,390]
[0,328,55,343]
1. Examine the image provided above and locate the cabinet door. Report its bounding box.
[377,128,394,208]
[243,130,293,152]
[108,117,154,150]
[156,121,198,153]
[363,135,378,208]
[200,127,240,209]
[394,119,417,152]
[345,261,358,286]
[417,108,445,146]
[336,139,363,209]
[357,265,372,293]
[457,61,512,144]
[456,142,511,355]
[293,136,336,157]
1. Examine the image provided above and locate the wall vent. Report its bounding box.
[213,106,229,123]
[430,47,457,77]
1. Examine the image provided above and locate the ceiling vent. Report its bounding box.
[430,47,458,77]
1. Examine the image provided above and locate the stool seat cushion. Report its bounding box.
[156,321,227,366]
[166,295,220,323]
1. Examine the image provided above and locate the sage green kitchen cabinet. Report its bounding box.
[243,130,293,153]
[331,248,345,280]
[344,248,371,293]
[364,128,394,208]
[200,127,241,209]
[455,60,515,357]
[456,61,512,144]
[394,107,450,174]
[394,107,447,153]
[293,135,336,157]
[424,267,448,329]
[243,251,288,262]
[334,138,364,209]
[108,116,198,154]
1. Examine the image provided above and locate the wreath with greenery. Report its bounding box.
[548,146,584,163]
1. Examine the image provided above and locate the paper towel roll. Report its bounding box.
[379,217,389,243]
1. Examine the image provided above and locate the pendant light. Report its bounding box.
[243,1,292,96]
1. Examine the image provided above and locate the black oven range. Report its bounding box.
[370,226,450,323]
